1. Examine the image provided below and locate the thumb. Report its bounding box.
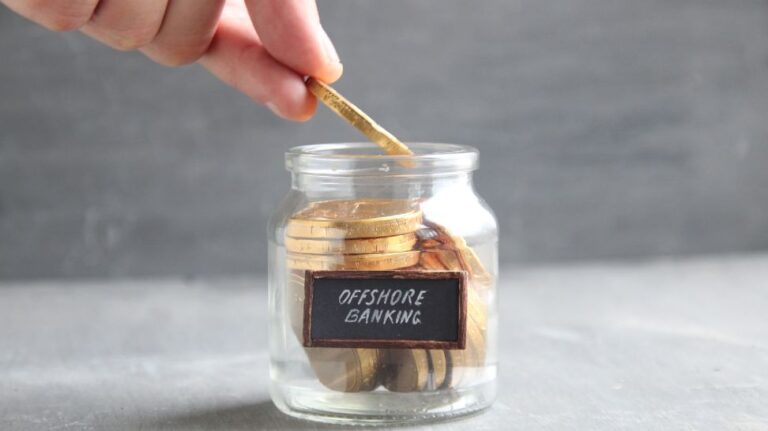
[244,0,342,83]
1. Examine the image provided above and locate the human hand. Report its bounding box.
[2,0,342,121]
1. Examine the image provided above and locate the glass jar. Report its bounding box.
[268,143,498,425]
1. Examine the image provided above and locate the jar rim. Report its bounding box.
[285,143,478,176]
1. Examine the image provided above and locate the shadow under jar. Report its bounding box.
[268,143,498,425]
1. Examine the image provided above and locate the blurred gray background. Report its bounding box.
[2,0,768,280]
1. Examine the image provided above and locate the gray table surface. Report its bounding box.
[1,255,767,430]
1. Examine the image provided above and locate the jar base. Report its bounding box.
[270,380,496,426]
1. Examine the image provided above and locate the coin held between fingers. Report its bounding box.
[305,77,412,157]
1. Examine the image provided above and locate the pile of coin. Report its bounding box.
[284,199,490,393]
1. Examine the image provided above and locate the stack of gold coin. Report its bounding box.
[285,198,425,393]
[284,203,490,393]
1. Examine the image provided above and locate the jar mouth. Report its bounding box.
[285,143,478,176]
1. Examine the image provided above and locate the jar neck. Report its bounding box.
[291,172,474,199]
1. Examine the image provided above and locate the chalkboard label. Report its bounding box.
[302,270,467,349]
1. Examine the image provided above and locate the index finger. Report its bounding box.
[245,0,342,83]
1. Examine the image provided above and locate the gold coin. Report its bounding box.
[422,248,463,270]
[306,78,412,156]
[357,348,383,391]
[383,349,429,392]
[444,319,486,388]
[308,347,382,392]
[287,199,423,239]
[417,249,446,269]
[417,222,493,287]
[428,349,447,391]
[417,249,487,330]
[285,232,417,255]
[453,236,493,288]
[286,251,420,271]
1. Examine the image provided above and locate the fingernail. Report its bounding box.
[318,24,341,65]
[266,102,288,120]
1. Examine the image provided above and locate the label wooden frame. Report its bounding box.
[302,270,468,349]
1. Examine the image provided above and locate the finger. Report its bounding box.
[81,0,169,51]
[2,0,99,31]
[141,0,226,67]
[199,4,316,121]
[245,0,342,83]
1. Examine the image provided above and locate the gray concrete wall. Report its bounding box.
[2,0,768,280]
